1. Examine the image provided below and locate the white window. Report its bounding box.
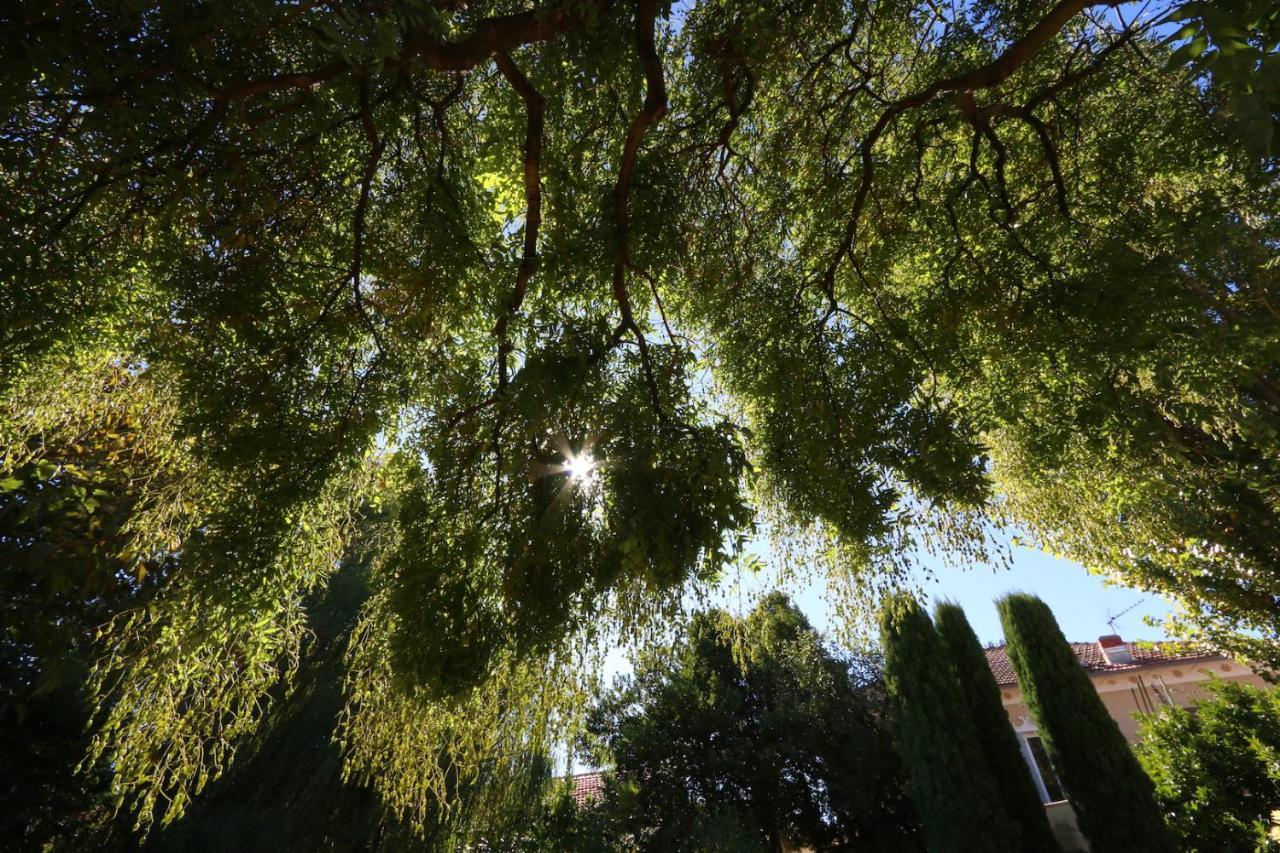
[1019,733,1066,804]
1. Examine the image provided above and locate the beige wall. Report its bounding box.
[1000,657,1268,853]
[999,658,1268,742]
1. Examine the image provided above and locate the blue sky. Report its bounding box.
[704,527,1175,648]
[915,543,1171,645]
[597,528,1175,690]
[786,539,1172,647]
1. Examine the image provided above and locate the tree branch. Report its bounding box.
[213,2,597,102]
[822,0,1122,287]
[491,51,545,392]
[609,0,669,419]
[488,50,546,511]
[351,74,388,354]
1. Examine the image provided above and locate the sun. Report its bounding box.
[565,451,597,481]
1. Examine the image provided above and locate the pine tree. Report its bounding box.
[934,600,1060,853]
[996,593,1177,853]
[879,593,1020,853]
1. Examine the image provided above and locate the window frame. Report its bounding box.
[1014,727,1067,805]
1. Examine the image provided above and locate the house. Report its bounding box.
[985,634,1270,850]
[569,770,605,807]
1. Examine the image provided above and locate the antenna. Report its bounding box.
[1106,599,1144,634]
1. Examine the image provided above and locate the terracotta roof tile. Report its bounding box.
[984,641,1223,687]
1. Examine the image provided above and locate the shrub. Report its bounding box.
[1136,678,1280,852]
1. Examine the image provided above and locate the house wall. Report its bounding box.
[1000,659,1268,852]
[998,658,1267,742]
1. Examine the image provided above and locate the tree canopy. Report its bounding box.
[582,592,920,852]
[2,0,1279,832]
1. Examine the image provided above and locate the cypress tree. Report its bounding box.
[934,600,1060,853]
[879,593,1020,853]
[995,593,1177,853]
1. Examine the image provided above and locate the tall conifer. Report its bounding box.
[934,600,1060,853]
[879,594,1019,853]
[996,593,1176,853]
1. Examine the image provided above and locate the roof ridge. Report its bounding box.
[984,639,1226,687]
[985,638,1193,647]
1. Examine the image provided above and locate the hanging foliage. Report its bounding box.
[2,0,1277,832]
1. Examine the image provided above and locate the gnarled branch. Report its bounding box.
[822,0,1124,287]
[491,51,546,392]
[609,0,669,419]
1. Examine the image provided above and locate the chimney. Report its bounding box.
[1098,634,1133,665]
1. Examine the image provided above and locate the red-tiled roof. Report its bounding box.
[984,641,1223,687]
[570,771,605,806]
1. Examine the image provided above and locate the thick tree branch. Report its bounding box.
[491,51,545,392]
[403,3,593,72]
[214,2,596,102]
[609,0,669,418]
[822,0,1123,287]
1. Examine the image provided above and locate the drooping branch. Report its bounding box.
[1007,107,1070,215]
[352,74,388,354]
[612,0,669,286]
[955,92,1016,220]
[487,51,547,510]
[713,51,755,175]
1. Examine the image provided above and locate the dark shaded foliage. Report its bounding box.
[879,594,1017,853]
[585,593,923,852]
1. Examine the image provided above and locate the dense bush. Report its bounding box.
[1136,679,1280,852]
[583,592,923,852]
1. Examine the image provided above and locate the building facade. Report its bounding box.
[985,634,1270,851]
